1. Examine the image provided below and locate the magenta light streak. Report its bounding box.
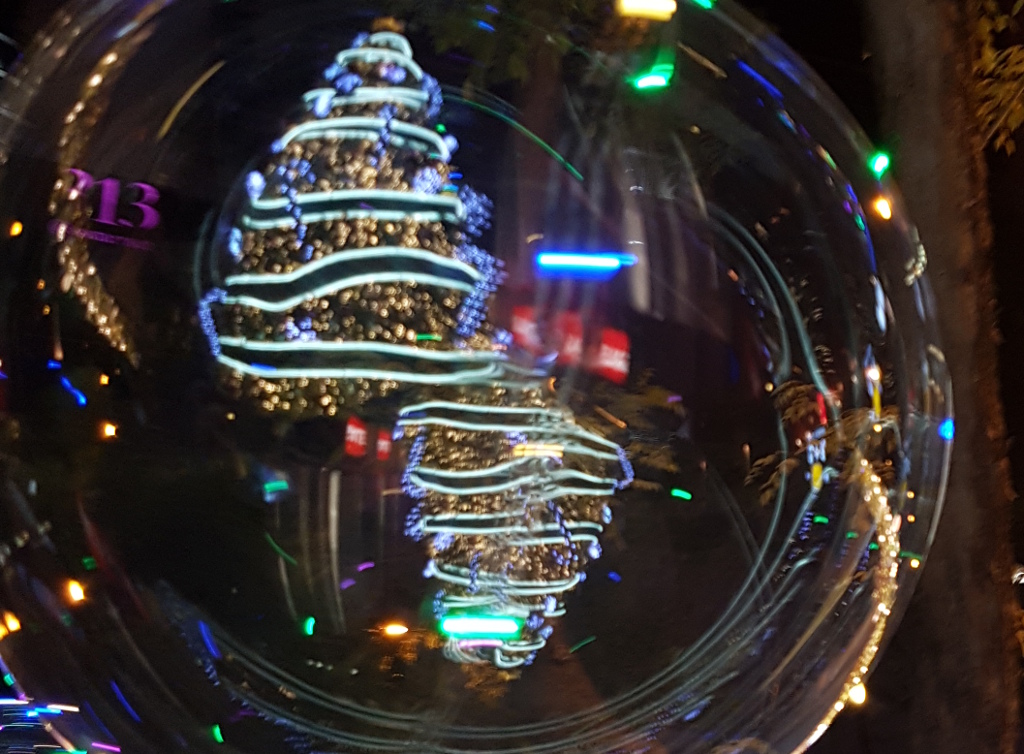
[340,578,356,590]
[356,562,374,572]
[92,743,122,752]
[458,639,503,649]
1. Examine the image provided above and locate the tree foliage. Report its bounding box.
[973,0,1024,152]
[383,0,653,87]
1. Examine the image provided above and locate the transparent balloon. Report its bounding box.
[0,1,951,752]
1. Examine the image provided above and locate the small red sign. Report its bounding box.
[345,417,368,457]
[556,312,584,367]
[589,328,630,384]
[512,306,542,351]
[376,430,392,461]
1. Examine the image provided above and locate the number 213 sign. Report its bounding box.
[68,169,161,230]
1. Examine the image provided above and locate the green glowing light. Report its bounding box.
[436,124,447,133]
[212,724,224,744]
[899,550,923,560]
[303,616,316,636]
[446,94,583,182]
[2,674,13,687]
[869,151,891,178]
[846,531,859,539]
[632,63,675,90]
[570,635,597,653]
[868,542,879,551]
[671,488,693,500]
[416,333,442,341]
[82,556,97,571]
[854,215,866,232]
[439,615,523,638]
[812,515,830,525]
[265,532,298,566]
[691,0,715,7]
[263,479,289,493]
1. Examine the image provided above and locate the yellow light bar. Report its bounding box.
[616,0,677,20]
[2,612,19,632]
[512,444,564,459]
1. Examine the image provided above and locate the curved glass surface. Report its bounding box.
[0,1,952,752]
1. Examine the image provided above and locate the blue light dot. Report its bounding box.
[939,417,955,442]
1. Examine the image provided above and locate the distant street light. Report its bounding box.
[616,0,677,21]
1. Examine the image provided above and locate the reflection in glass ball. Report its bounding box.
[0,1,951,753]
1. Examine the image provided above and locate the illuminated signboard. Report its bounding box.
[376,430,392,461]
[345,417,368,457]
[511,306,630,384]
[53,169,161,250]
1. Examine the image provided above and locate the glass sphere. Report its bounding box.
[0,1,952,752]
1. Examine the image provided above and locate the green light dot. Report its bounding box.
[2,673,13,687]
[671,488,693,500]
[631,63,675,91]
[692,0,715,7]
[82,556,97,571]
[869,151,891,178]
[635,74,669,89]
[212,724,224,744]
[812,515,830,525]
[868,542,879,551]
[303,616,316,636]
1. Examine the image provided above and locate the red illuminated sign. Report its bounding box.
[591,328,630,384]
[376,430,392,461]
[511,306,630,384]
[345,417,368,456]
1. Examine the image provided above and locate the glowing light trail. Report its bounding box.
[439,615,524,638]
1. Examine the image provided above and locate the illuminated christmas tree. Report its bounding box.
[201,30,631,668]
[400,381,632,668]
[201,30,501,415]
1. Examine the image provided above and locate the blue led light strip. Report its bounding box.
[276,118,449,160]
[218,337,505,362]
[220,272,476,312]
[536,251,639,272]
[223,246,480,287]
[215,354,505,384]
[335,47,425,81]
[247,188,464,215]
[303,86,429,111]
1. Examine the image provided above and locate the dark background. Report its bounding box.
[0,1,1021,752]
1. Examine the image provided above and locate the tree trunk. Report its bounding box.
[838,1,1020,752]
